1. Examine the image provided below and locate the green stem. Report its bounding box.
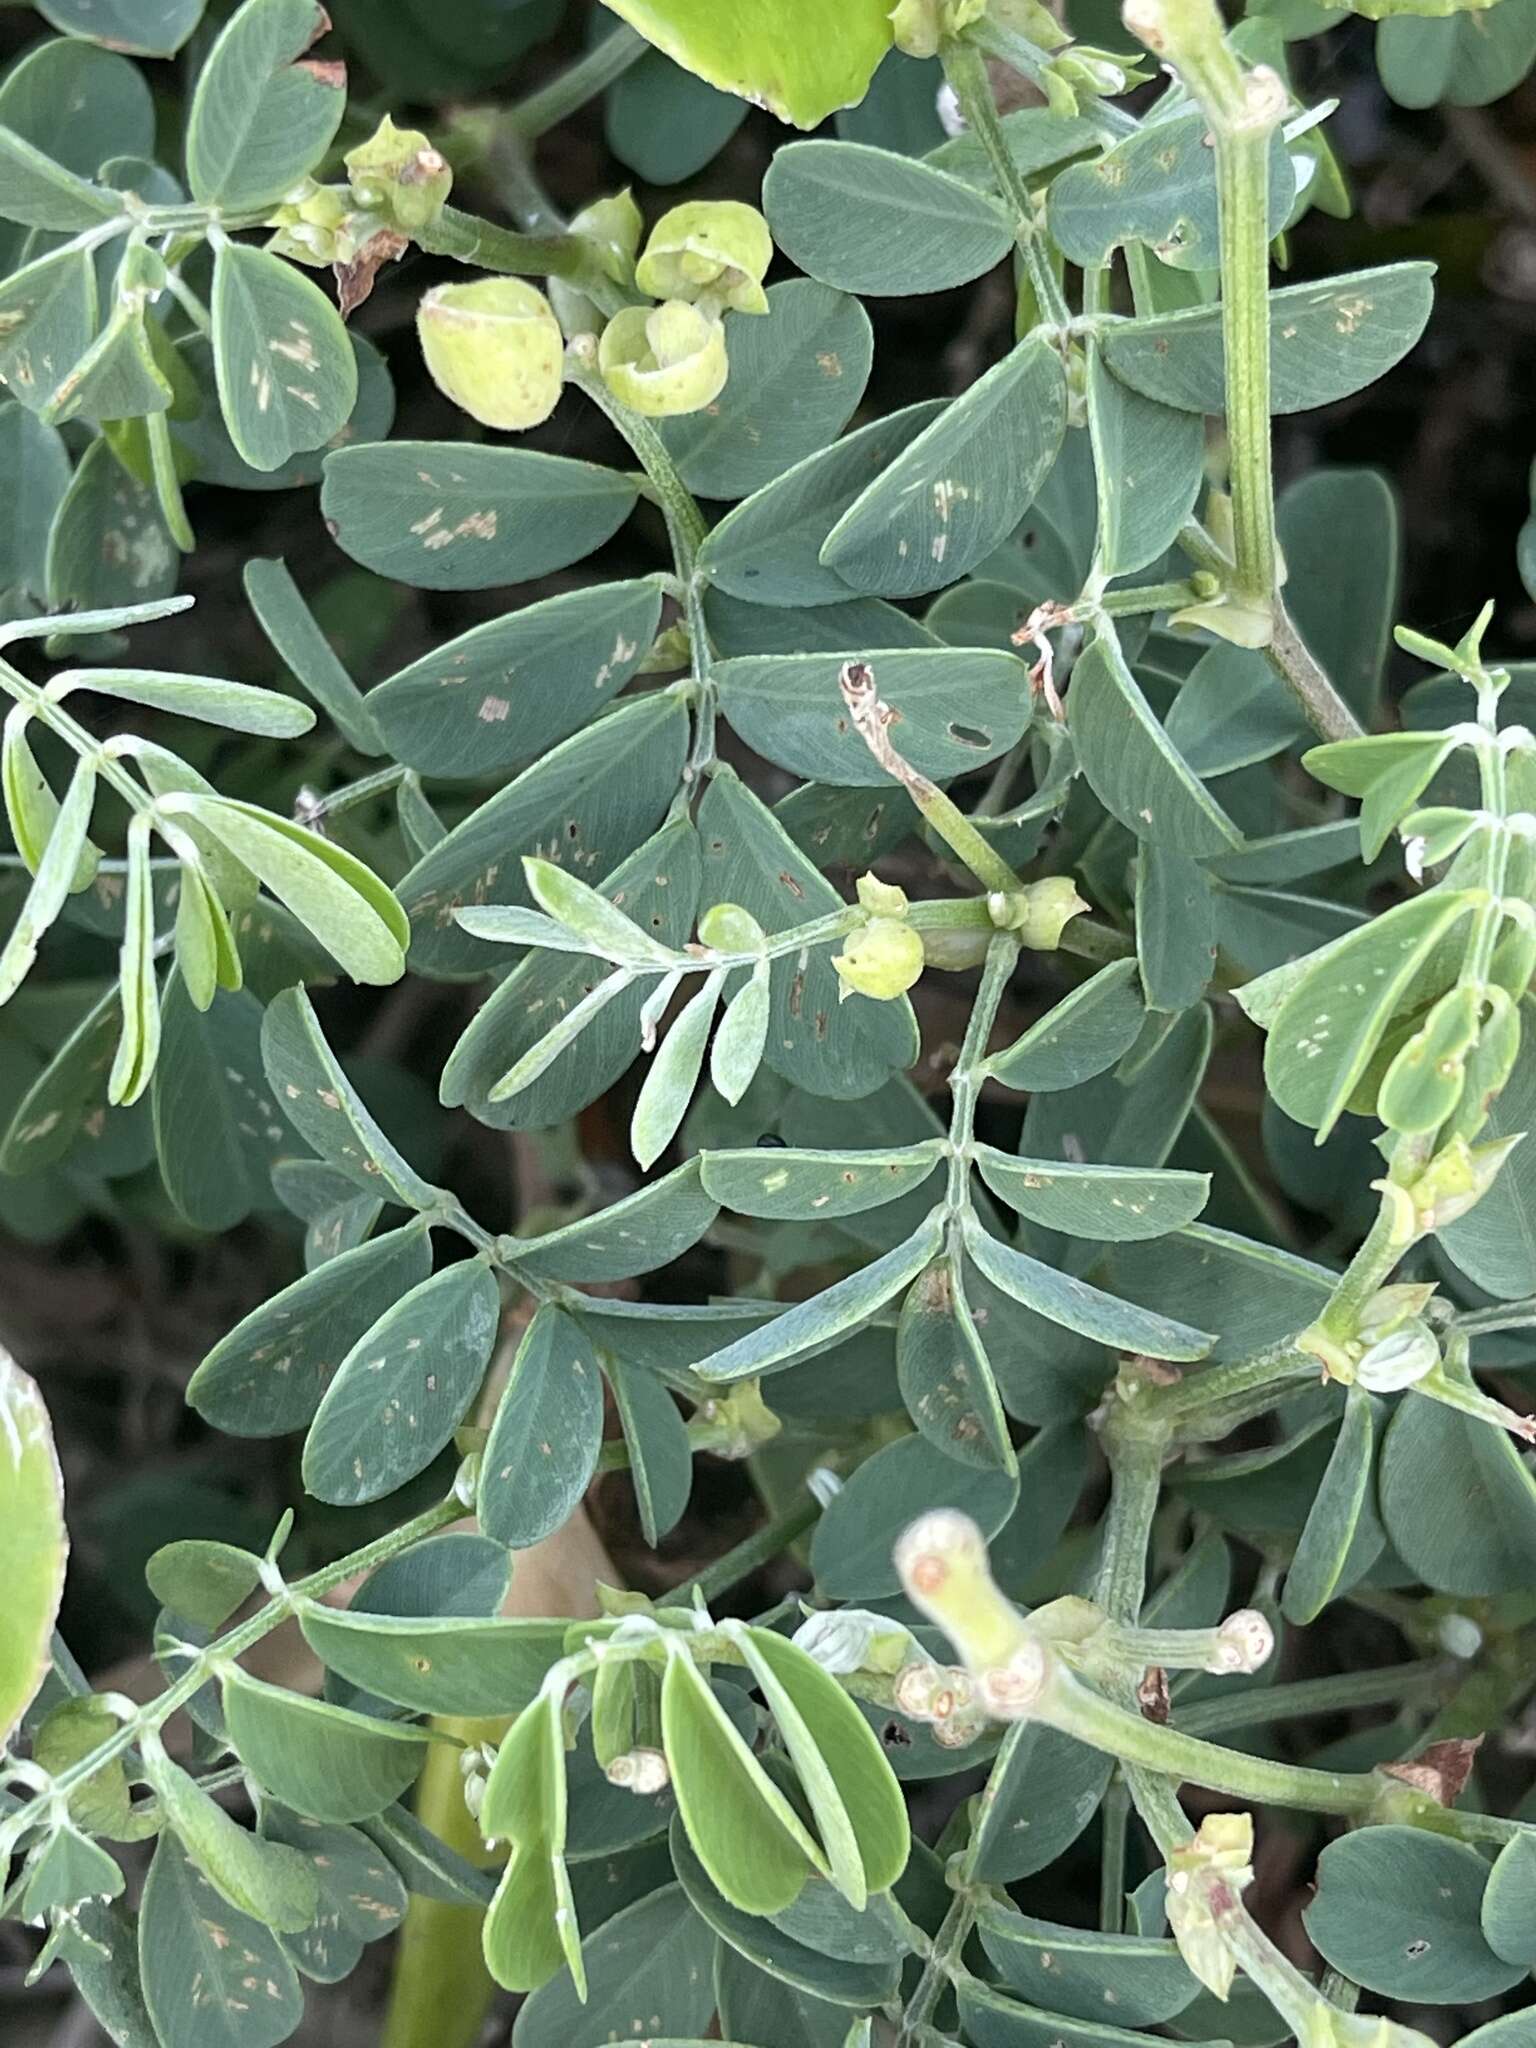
[566,357,708,576]
[939,36,1071,328]
[1174,1660,1447,1738]
[1099,1777,1131,1932]
[1266,604,1364,745]
[1093,1423,1165,1621]
[1212,121,1278,609]
[669,1494,823,1608]
[506,25,648,140]
[9,1495,464,1834]
[0,663,151,814]
[414,203,604,289]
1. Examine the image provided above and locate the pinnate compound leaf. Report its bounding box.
[478,1304,604,1549]
[138,1831,304,2048]
[369,577,662,778]
[1305,1827,1524,2002]
[222,1668,431,1822]
[188,1224,433,1437]
[302,1259,500,1506]
[185,0,346,209]
[765,141,1010,294]
[322,440,639,591]
[1069,630,1241,856]
[262,985,439,1208]
[0,1348,67,1748]
[1101,263,1436,415]
[211,241,358,474]
[821,334,1067,598]
[662,1645,822,1913]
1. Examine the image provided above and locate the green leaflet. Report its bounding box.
[765,141,1011,295]
[717,1944,867,2048]
[697,771,919,1098]
[299,1605,569,1718]
[222,1668,431,1822]
[1260,888,1479,1137]
[606,1351,693,1544]
[692,1216,943,1383]
[369,577,662,778]
[1162,639,1307,779]
[896,1255,1014,1470]
[699,399,947,608]
[1050,109,1291,272]
[717,647,1031,784]
[146,1539,263,1631]
[211,241,357,473]
[661,1644,823,1913]
[811,1430,1019,1599]
[0,401,71,602]
[0,245,99,419]
[633,972,723,1168]
[1482,1833,1536,1966]
[1110,1225,1332,1362]
[185,0,346,208]
[701,1142,944,1220]
[509,1883,718,2044]
[977,1904,1200,2023]
[242,556,385,755]
[660,280,873,499]
[478,1304,604,1548]
[108,816,159,1106]
[260,984,438,1207]
[1135,846,1216,1014]
[188,1224,433,1436]
[47,435,178,624]
[986,960,1146,1093]
[602,0,891,128]
[1378,0,1536,106]
[263,1808,407,1984]
[1086,351,1205,579]
[1442,1010,1536,1297]
[1069,630,1242,856]
[0,124,123,231]
[962,1214,1214,1360]
[671,1811,902,2007]
[152,979,290,1231]
[36,0,206,56]
[483,1843,578,1994]
[606,40,748,184]
[1278,468,1401,726]
[1380,1395,1536,1596]
[138,1831,304,2048]
[1100,263,1436,415]
[508,1160,719,1281]
[0,754,95,1007]
[1305,1828,1524,2003]
[973,1145,1210,1242]
[400,691,687,977]
[958,1981,1231,2048]
[967,1721,1113,1883]
[1280,1386,1377,1624]
[1304,728,1462,860]
[321,439,639,591]
[148,1753,319,1933]
[821,335,1067,598]
[734,1627,910,1900]
[0,1350,67,1749]
[301,1258,500,1506]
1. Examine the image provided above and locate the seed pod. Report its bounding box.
[635,201,772,315]
[417,278,564,432]
[597,301,728,417]
[832,918,925,1002]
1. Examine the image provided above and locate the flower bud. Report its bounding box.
[1166,1811,1254,1999]
[893,1510,1040,1709]
[794,1609,917,1678]
[345,114,452,233]
[988,876,1089,951]
[856,871,909,919]
[1357,1282,1439,1345]
[604,1747,670,1796]
[697,901,767,953]
[417,277,564,432]
[571,189,644,285]
[1355,1320,1440,1393]
[1407,1133,1523,1231]
[598,301,728,418]
[888,0,987,58]
[697,1378,780,1459]
[832,917,925,1002]
[636,201,772,315]
[893,1658,974,1722]
[1204,1609,1275,1677]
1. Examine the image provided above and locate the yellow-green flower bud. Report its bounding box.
[1406,1133,1523,1232]
[832,917,925,1002]
[345,114,452,234]
[889,0,986,55]
[1166,1812,1254,2000]
[696,1379,780,1459]
[635,201,772,316]
[893,1510,1043,1717]
[570,188,645,286]
[417,277,564,432]
[855,871,908,918]
[598,301,728,417]
[989,876,1088,951]
[1357,1281,1439,1345]
[697,902,767,952]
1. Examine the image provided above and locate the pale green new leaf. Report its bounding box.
[108,817,159,1106]
[632,971,724,1168]
[0,1347,67,1749]
[711,960,771,1105]
[0,756,94,1006]
[58,664,314,737]
[148,1754,319,1933]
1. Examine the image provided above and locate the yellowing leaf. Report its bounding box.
[600,0,892,128]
